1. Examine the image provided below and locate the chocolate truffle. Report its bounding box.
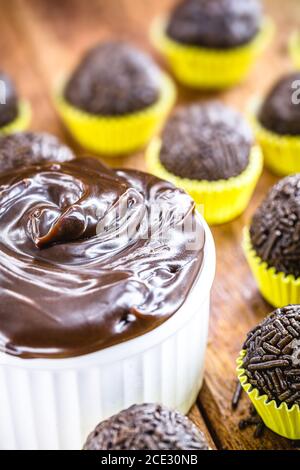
[166,0,262,49]
[0,158,204,358]
[0,72,18,128]
[83,403,210,450]
[159,102,253,181]
[250,174,300,278]
[242,305,300,407]
[258,73,300,136]
[0,132,75,173]
[64,41,161,116]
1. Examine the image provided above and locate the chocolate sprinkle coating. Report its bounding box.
[258,73,300,136]
[65,41,161,116]
[242,305,300,407]
[0,132,75,173]
[83,403,209,450]
[166,0,262,49]
[0,72,18,128]
[159,102,253,181]
[250,174,300,278]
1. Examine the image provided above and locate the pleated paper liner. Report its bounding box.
[250,110,300,176]
[55,72,176,156]
[237,351,300,440]
[150,16,274,89]
[289,32,300,69]
[243,228,300,308]
[146,138,263,225]
[0,100,31,135]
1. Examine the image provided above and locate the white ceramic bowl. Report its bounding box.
[0,215,215,450]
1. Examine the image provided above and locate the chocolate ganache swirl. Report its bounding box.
[0,157,205,359]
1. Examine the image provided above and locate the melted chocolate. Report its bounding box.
[0,158,204,359]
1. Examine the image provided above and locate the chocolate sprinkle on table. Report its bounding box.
[238,413,265,439]
[242,305,300,407]
[232,383,266,441]
[232,380,243,410]
[250,175,300,278]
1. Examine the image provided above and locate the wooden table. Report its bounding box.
[1,0,299,450]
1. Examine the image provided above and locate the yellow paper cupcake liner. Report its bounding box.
[251,111,300,176]
[237,351,300,440]
[243,228,300,307]
[289,32,300,69]
[0,100,31,135]
[146,138,263,225]
[54,72,176,156]
[150,17,274,89]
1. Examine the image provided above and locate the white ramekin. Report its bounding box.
[0,215,215,450]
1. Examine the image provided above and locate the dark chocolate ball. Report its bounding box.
[242,305,300,407]
[166,0,262,48]
[0,72,18,128]
[65,41,161,116]
[159,102,253,181]
[83,403,209,450]
[258,73,300,136]
[0,132,75,173]
[250,174,300,278]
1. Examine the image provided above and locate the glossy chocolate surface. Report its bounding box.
[0,158,204,359]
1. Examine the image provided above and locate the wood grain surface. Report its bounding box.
[1,0,299,450]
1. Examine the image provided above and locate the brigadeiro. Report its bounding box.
[146,102,263,224]
[166,0,262,49]
[64,41,161,116]
[259,73,300,136]
[0,131,75,173]
[151,0,271,89]
[237,305,300,440]
[56,41,176,155]
[253,72,300,175]
[244,174,300,307]
[0,71,31,133]
[83,403,210,450]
